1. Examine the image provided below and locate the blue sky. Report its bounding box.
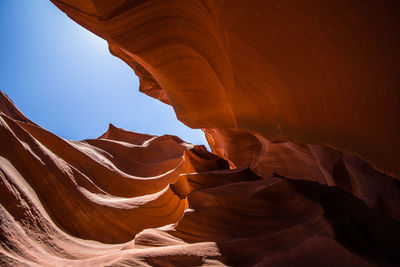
[0,0,208,148]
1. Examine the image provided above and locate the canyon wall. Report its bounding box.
[1,0,400,266]
[51,0,400,179]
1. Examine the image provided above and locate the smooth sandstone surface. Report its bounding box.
[51,0,400,179]
[1,0,400,266]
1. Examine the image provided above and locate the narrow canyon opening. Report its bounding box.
[0,0,209,150]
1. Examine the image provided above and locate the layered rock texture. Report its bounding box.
[1,0,400,266]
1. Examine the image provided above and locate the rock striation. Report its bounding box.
[1,90,399,266]
[51,0,400,179]
[1,0,400,266]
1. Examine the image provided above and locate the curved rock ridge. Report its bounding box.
[0,92,198,244]
[205,128,400,223]
[0,91,35,125]
[0,91,226,265]
[0,91,222,266]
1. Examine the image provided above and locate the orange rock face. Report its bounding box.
[51,0,400,179]
[1,0,400,266]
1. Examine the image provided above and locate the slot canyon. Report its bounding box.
[1,0,400,266]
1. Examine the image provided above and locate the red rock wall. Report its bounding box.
[52,0,400,179]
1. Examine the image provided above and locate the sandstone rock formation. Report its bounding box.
[1,0,400,266]
[51,0,400,179]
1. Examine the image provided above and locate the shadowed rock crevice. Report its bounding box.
[332,159,352,193]
[170,171,400,266]
[282,175,400,266]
